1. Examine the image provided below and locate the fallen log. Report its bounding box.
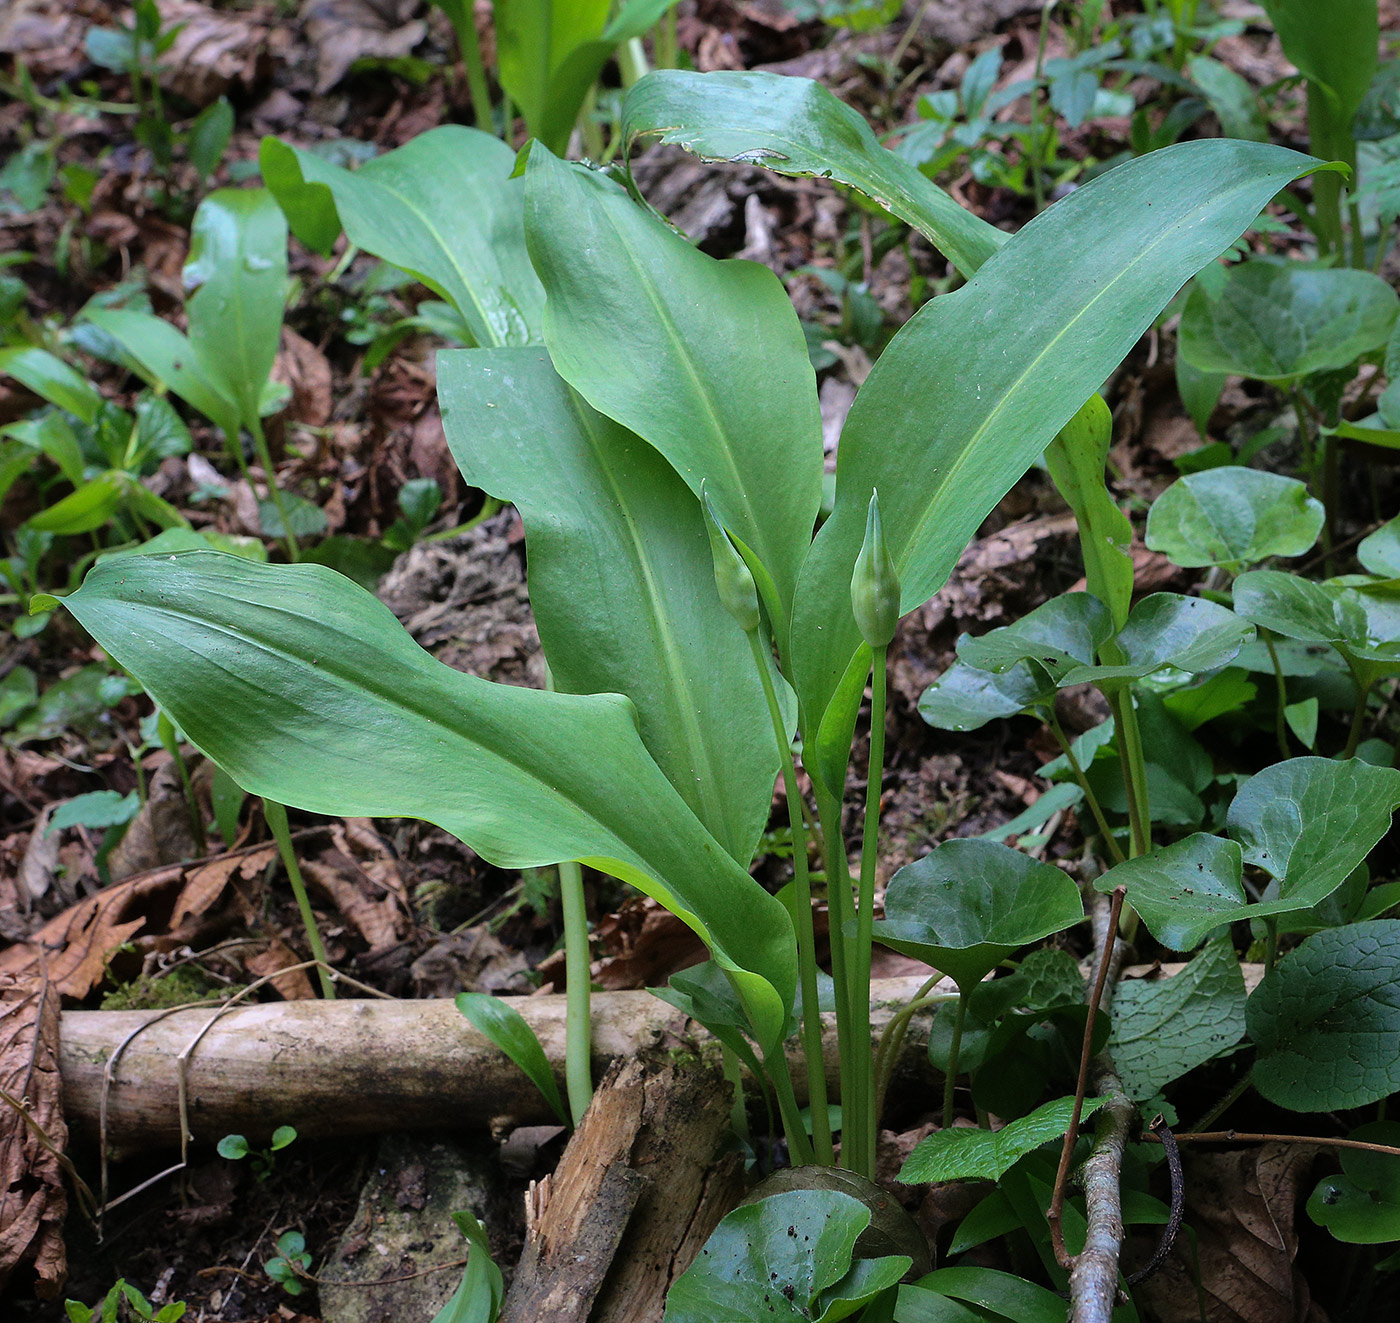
[59,976,939,1148]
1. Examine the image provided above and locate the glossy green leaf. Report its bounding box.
[455,992,568,1126]
[438,346,782,864]
[790,138,1319,791]
[1261,0,1378,127]
[1178,261,1398,383]
[84,308,241,439]
[1044,395,1132,629]
[1249,920,1400,1111]
[1108,939,1246,1099]
[59,552,796,1051]
[664,1189,909,1323]
[897,1094,1106,1186]
[1233,568,1363,645]
[25,473,125,535]
[621,69,1007,278]
[523,146,822,641]
[1094,833,1246,951]
[956,592,1112,684]
[871,840,1083,990]
[47,789,140,835]
[1146,468,1324,572]
[260,129,542,348]
[900,1268,1068,1323]
[917,658,1049,732]
[183,189,287,430]
[0,346,106,424]
[1307,1122,1400,1245]
[431,1209,504,1323]
[1358,515,1400,578]
[1059,593,1254,691]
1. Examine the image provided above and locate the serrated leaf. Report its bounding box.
[871,840,1083,990]
[1145,468,1324,572]
[897,1095,1107,1185]
[1249,920,1400,1111]
[1108,939,1246,1099]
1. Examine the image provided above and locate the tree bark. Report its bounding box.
[59,977,936,1148]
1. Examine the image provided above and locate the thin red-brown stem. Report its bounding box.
[1048,885,1125,1270]
[1160,1130,1400,1159]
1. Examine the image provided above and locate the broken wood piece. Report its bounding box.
[59,977,938,1148]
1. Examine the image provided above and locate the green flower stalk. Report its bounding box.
[702,483,760,634]
[851,491,899,649]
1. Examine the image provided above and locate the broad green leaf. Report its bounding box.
[59,552,796,1051]
[650,961,767,1084]
[1178,260,1398,383]
[84,308,241,439]
[438,346,782,864]
[790,138,1320,791]
[1058,593,1254,691]
[621,69,1007,278]
[871,840,1083,990]
[917,658,1049,732]
[1146,468,1325,572]
[1249,920,1400,1111]
[522,147,822,642]
[26,473,125,535]
[956,592,1112,683]
[260,129,542,348]
[1188,54,1269,142]
[1285,696,1319,749]
[1233,568,1363,646]
[891,1287,983,1323]
[1358,514,1400,577]
[1094,833,1247,951]
[1227,755,1400,908]
[1044,395,1132,629]
[1307,1122,1400,1245]
[897,1095,1107,1185]
[1261,0,1378,127]
[431,1209,504,1323]
[183,189,287,430]
[455,992,568,1125]
[188,96,233,183]
[664,1189,909,1323]
[0,346,106,424]
[1108,939,1246,1099]
[494,0,607,155]
[47,789,140,835]
[901,1268,1068,1323]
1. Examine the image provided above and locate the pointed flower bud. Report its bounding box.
[851,490,900,647]
[702,482,760,633]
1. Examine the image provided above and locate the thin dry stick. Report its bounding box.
[1165,1131,1400,1159]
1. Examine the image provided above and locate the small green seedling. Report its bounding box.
[217,1124,297,1180]
[263,1229,312,1296]
[65,1279,186,1323]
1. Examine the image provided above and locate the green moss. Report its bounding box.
[99,965,235,1011]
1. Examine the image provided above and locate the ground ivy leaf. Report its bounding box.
[1145,468,1323,572]
[917,658,1050,732]
[1226,757,1400,912]
[1249,920,1400,1111]
[1307,1121,1400,1245]
[1108,939,1246,1100]
[956,592,1112,685]
[1094,833,1246,951]
[897,1095,1108,1185]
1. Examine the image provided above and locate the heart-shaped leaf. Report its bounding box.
[956,593,1112,684]
[1178,260,1398,382]
[917,659,1051,732]
[1145,468,1324,571]
[663,1189,909,1323]
[898,1094,1108,1185]
[1059,594,1254,691]
[1249,920,1400,1111]
[58,551,796,1052]
[1307,1122,1400,1245]
[1358,515,1400,578]
[871,840,1083,990]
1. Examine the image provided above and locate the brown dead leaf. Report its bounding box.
[589,898,707,990]
[273,326,334,427]
[0,845,273,999]
[105,757,214,882]
[410,926,531,998]
[1134,1144,1329,1323]
[245,939,317,1001]
[156,0,272,106]
[0,974,68,1297]
[302,0,427,94]
[301,860,404,952]
[0,0,80,79]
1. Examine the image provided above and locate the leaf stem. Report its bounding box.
[1105,688,1150,858]
[557,859,593,1126]
[1263,633,1291,760]
[263,799,335,999]
[815,783,858,1169]
[766,1043,816,1167]
[747,629,833,1165]
[247,415,299,561]
[1344,669,1375,759]
[942,989,968,1128]
[449,2,496,137]
[1048,710,1125,865]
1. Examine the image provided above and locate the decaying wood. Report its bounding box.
[58,977,936,1148]
[499,1049,743,1323]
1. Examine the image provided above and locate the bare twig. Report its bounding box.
[1164,1130,1400,1159]
[1125,1116,1184,1288]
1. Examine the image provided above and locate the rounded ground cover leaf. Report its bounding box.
[955,593,1112,682]
[917,658,1049,731]
[1227,757,1400,913]
[897,1095,1107,1185]
[1145,468,1324,571]
[663,1188,909,1323]
[1249,920,1400,1111]
[1307,1121,1400,1245]
[1233,569,1357,644]
[1358,515,1400,578]
[1178,260,1399,382]
[871,840,1083,990]
[1094,834,1245,951]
